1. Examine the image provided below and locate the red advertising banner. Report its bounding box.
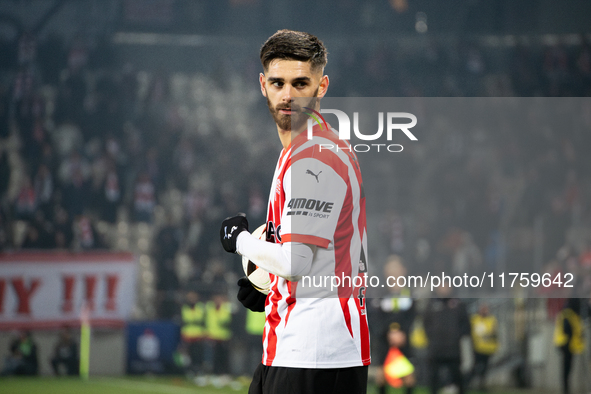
[0,252,137,330]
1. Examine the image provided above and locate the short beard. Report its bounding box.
[267,88,319,132]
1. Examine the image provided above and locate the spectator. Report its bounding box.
[423,286,471,394]
[50,327,79,376]
[1,331,38,376]
[0,150,11,198]
[133,172,156,223]
[101,159,122,223]
[52,206,73,249]
[73,214,103,250]
[59,151,91,218]
[13,177,37,221]
[33,163,54,218]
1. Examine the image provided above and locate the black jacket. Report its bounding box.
[423,298,470,360]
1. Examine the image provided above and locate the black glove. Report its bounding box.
[220,213,249,253]
[237,277,267,312]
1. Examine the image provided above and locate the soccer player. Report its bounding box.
[220,30,370,394]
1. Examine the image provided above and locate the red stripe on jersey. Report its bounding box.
[263,283,281,364]
[282,234,329,248]
[340,298,353,337]
[283,281,297,324]
[357,297,371,364]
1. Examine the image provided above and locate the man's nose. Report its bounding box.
[281,85,295,102]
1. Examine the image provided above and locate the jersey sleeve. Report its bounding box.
[280,155,347,249]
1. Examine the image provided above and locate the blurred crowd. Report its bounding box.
[0,27,591,389]
[0,29,591,305]
[0,31,590,286]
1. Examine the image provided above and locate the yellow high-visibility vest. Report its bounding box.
[410,318,428,349]
[246,309,266,335]
[206,301,232,341]
[471,314,498,355]
[554,308,585,354]
[181,302,206,341]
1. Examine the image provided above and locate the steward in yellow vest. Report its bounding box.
[554,298,586,394]
[181,290,206,342]
[554,302,584,354]
[246,309,266,336]
[468,304,498,391]
[471,310,499,356]
[243,309,266,375]
[205,293,234,375]
[205,296,233,341]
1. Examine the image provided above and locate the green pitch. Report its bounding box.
[0,376,544,394]
[0,376,241,394]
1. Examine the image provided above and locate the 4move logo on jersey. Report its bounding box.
[287,198,334,219]
[303,106,417,153]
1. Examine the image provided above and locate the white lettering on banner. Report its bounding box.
[0,252,137,330]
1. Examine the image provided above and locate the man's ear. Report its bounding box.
[259,73,267,97]
[317,75,329,98]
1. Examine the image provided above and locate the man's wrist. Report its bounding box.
[236,231,249,255]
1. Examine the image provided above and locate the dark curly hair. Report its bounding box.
[260,29,328,72]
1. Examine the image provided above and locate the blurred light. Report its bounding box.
[170,189,182,202]
[143,287,156,297]
[117,238,129,249]
[415,21,428,34]
[483,36,502,47]
[96,221,108,234]
[138,238,150,252]
[542,34,559,46]
[113,32,207,47]
[415,12,428,34]
[154,205,165,217]
[503,35,517,47]
[139,254,151,267]
[138,222,149,235]
[390,0,408,13]
[118,221,128,234]
[142,271,153,284]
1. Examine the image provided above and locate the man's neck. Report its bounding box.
[277,127,305,150]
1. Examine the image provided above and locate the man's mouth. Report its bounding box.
[278,106,301,115]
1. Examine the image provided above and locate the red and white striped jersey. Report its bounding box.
[261,123,371,368]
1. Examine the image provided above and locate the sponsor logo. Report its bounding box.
[287,198,333,219]
[266,221,281,243]
[223,225,238,239]
[306,169,322,183]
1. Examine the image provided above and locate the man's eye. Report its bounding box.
[272,82,283,87]
[294,82,307,88]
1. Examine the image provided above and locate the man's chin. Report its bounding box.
[273,112,308,132]
[273,115,291,131]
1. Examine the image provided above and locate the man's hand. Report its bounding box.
[220,213,249,253]
[237,277,267,312]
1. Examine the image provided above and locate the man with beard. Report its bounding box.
[220,30,370,394]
